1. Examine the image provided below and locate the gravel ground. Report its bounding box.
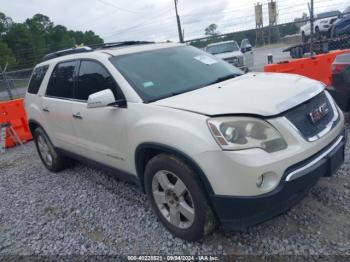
[0,128,349,257]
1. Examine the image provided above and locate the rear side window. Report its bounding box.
[75,60,119,101]
[27,65,49,94]
[46,61,77,99]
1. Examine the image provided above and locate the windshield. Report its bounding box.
[344,6,350,15]
[206,42,240,55]
[110,46,242,102]
[317,11,340,19]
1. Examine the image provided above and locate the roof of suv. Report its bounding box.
[37,42,184,67]
[101,42,183,56]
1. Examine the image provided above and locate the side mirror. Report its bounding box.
[87,89,116,109]
[242,46,252,53]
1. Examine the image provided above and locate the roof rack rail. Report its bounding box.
[42,41,155,62]
[89,41,155,50]
[42,46,93,61]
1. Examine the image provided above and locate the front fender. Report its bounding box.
[127,104,219,159]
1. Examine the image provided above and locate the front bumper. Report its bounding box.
[210,131,346,231]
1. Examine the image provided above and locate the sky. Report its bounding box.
[1,0,349,42]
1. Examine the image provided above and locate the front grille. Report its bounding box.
[223,56,243,67]
[284,92,339,141]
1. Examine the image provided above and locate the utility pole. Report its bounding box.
[309,0,314,56]
[0,63,14,100]
[174,0,184,43]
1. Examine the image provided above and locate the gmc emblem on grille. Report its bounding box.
[308,103,329,124]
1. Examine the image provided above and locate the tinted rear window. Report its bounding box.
[317,11,340,19]
[27,65,49,94]
[46,61,76,99]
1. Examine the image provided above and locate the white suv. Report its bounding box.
[301,10,341,42]
[25,42,346,241]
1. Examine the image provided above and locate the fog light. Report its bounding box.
[256,172,279,191]
[256,175,264,187]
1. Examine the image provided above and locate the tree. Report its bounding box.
[205,24,220,36]
[68,30,103,46]
[4,23,33,67]
[0,41,15,68]
[0,12,104,69]
[48,25,74,51]
[81,30,103,45]
[0,12,13,35]
[26,14,53,33]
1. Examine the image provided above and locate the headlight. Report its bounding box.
[207,117,287,152]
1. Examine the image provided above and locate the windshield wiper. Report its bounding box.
[209,73,241,85]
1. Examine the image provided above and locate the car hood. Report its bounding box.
[213,51,243,59]
[152,73,325,116]
[334,16,350,26]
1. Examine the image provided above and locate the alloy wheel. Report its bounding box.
[37,135,53,166]
[152,170,195,229]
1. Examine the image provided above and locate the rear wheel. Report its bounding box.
[315,27,321,40]
[34,127,69,172]
[302,31,307,43]
[144,154,216,241]
[290,47,304,59]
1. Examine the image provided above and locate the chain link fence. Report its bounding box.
[185,2,350,67]
[0,68,33,101]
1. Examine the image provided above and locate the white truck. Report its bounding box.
[205,40,254,72]
[301,10,341,42]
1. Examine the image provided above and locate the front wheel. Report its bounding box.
[144,154,216,241]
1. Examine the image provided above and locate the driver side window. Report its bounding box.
[75,60,120,101]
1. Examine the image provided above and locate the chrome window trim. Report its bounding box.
[285,135,344,182]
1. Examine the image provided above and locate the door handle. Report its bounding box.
[72,112,83,119]
[42,106,50,112]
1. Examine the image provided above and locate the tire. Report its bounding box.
[290,47,303,59]
[295,46,304,58]
[34,127,68,172]
[290,49,296,59]
[144,154,216,241]
[302,32,307,43]
[315,27,321,40]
